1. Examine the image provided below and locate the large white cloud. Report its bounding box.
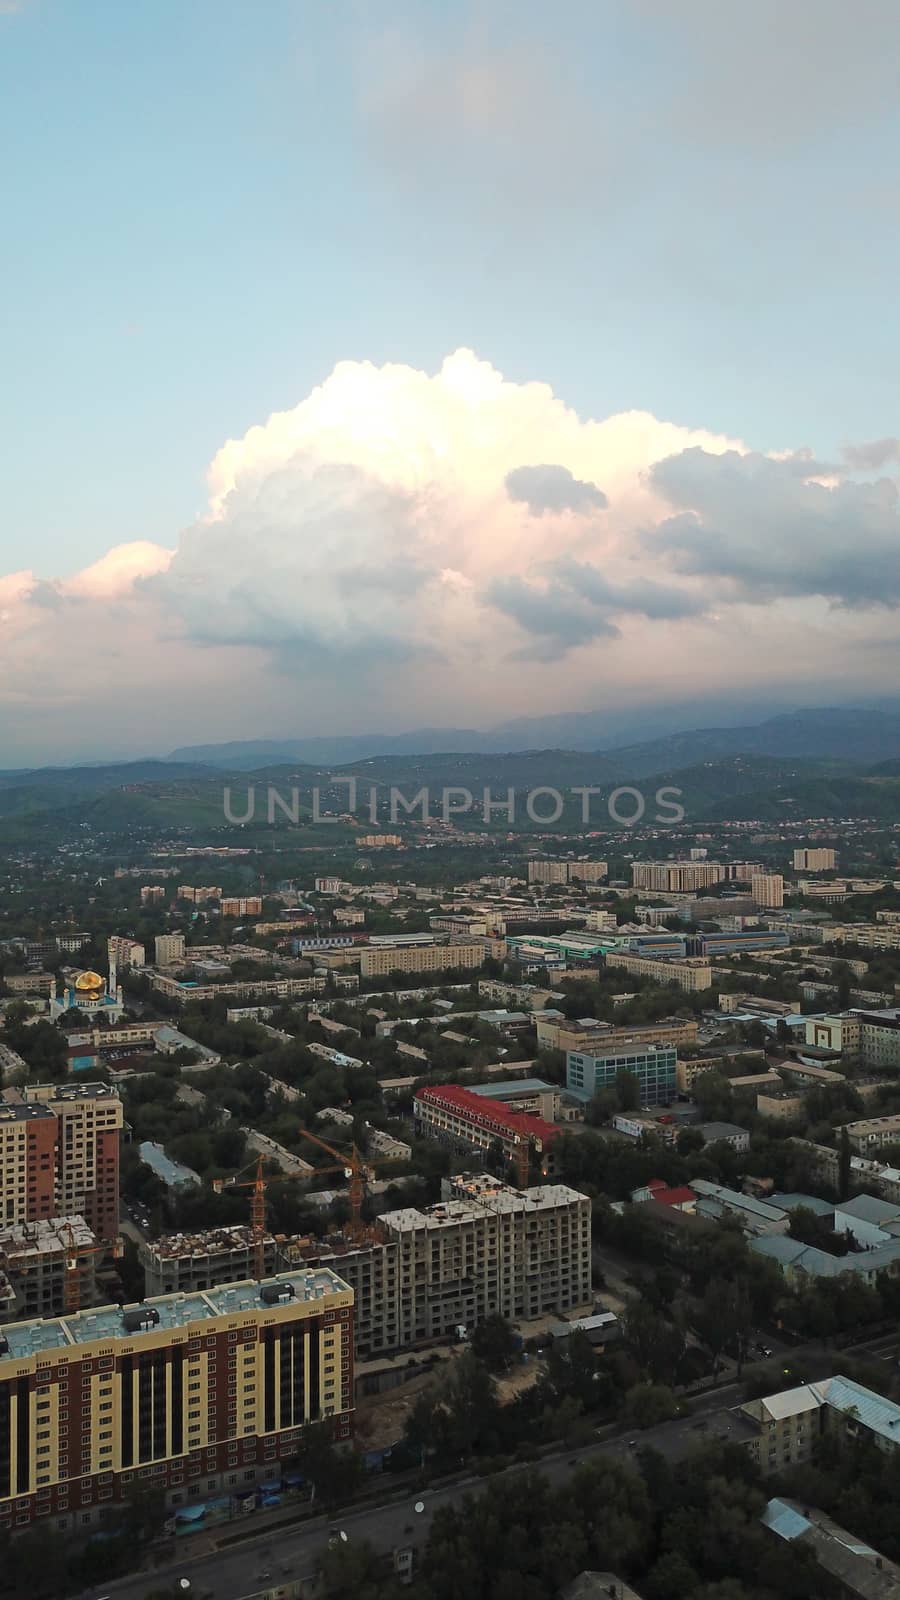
[2,347,899,761]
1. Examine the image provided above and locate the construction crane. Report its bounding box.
[213,1153,269,1281]
[61,1220,104,1316]
[296,1127,377,1245]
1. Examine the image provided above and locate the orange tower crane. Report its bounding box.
[295,1127,376,1245]
[61,1220,104,1316]
[213,1153,269,1281]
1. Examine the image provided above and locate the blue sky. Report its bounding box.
[2,0,900,760]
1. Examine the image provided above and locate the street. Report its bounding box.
[70,1330,899,1600]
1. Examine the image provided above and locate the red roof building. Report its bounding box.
[413,1083,559,1173]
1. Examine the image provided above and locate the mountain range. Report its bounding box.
[168,705,900,774]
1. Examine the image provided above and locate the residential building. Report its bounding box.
[220,897,262,917]
[752,874,785,909]
[536,1015,698,1054]
[631,862,725,892]
[4,972,55,997]
[762,1500,900,1600]
[382,1174,591,1343]
[177,886,221,904]
[0,1101,60,1226]
[477,979,561,1011]
[742,1376,900,1477]
[603,952,713,991]
[793,848,836,872]
[845,1114,900,1154]
[140,885,166,903]
[358,941,486,978]
[139,1226,279,1298]
[154,933,185,966]
[696,1121,750,1152]
[364,1126,412,1162]
[690,1180,789,1236]
[0,1215,98,1320]
[756,1089,806,1121]
[566,1045,677,1107]
[414,1084,559,1172]
[21,1084,122,1245]
[106,936,145,975]
[285,1175,591,1359]
[0,1268,353,1531]
[527,859,569,885]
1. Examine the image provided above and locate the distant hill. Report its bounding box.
[167,705,900,774]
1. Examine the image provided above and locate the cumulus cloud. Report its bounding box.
[842,437,900,472]
[649,448,900,606]
[505,463,607,516]
[3,346,900,760]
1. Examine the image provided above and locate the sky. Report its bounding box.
[2,0,900,764]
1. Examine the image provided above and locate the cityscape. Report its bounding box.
[3,4,900,1600]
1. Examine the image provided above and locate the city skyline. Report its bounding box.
[3,0,899,762]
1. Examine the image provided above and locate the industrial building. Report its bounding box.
[0,1267,353,1531]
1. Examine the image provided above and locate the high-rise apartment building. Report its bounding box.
[106,936,145,972]
[177,886,221,904]
[140,885,166,904]
[631,862,725,893]
[154,933,185,966]
[752,874,784,909]
[0,1103,57,1226]
[793,848,836,872]
[21,1084,123,1245]
[528,860,608,885]
[0,1268,353,1531]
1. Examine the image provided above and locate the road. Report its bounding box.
[70,1392,749,1600]
[70,1332,899,1600]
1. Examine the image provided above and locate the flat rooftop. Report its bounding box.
[0,1268,352,1362]
[143,1225,276,1260]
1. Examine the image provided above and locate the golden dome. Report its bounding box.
[74,971,104,993]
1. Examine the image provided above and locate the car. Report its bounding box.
[627,1439,637,1448]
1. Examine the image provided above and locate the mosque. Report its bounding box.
[48,966,125,1024]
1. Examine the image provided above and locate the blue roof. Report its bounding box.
[762,1499,811,1542]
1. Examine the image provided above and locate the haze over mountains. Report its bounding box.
[169,705,900,774]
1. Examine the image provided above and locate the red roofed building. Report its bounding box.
[414,1083,559,1179]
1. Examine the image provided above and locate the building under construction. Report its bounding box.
[0,1214,99,1320]
[283,1174,592,1358]
[139,1224,279,1298]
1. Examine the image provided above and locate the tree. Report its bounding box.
[288,1423,361,1507]
[615,1068,641,1111]
[625,1382,679,1427]
[405,1354,501,1467]
[622,1300,685,1387]
[470,1313,518,1370]
[839,1124,851,1201]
